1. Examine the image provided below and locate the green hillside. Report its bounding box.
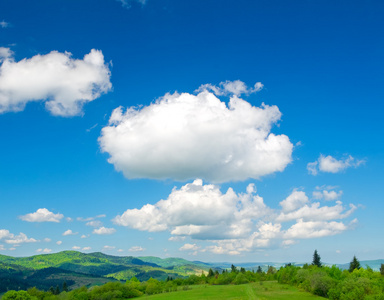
[0,251,211,292]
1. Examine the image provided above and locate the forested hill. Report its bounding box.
[0,251,212,292]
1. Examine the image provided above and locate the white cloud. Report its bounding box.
[83,247,91,251]
[20,208,64,223]
[99,82,292,182]
[128,246,145,252]
[93,227,116,235]
[279,190,308,212]
[196,80,263,96]
[62,229,78,236]
[0,48,111,116]
[0,20,9,28]
[72,246,81,250]
[0,244,5,250]
[113,181,357,255]
[284,219,348,239]
[168,236,186,242]
[86,220,103,227]
[308,155,365,175]
[114,179,271,240]
[313,187,343,201]
[103,245,115,250]
[179,243,200,251]
[4,233,37,245]
[81,235,88,239]
[37,248,52,253]
[0,47,13,62]
[56,241,62,245]
[44,238,51,242]
[117,0,146,9]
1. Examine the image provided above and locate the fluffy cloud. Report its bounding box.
[86,220,103,227]
[114,180,357,255]
[308,155,365,175]
[4,233,37,245]
[62,229,78,236]
[128,246,145,252]
[56,241,62,245]
[83,247,91,251]
[99,81,293,182]
[313,186,343,201]
[117,0,146,9]
[179,243,200,251]
[196,80,263,96]
[19,208,64,223]
[103,245,115,250]
[36,248,52,253]
[0,21,9,28]
[284,219,349,239]
[93,227,116,235]
[0,230,37,245]
[113,179,271,240]
[279,190,308,212]
[0,48,111,116]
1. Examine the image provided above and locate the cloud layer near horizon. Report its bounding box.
[0,48,111,116]
[113,180,357,255]
[99,82,293,182]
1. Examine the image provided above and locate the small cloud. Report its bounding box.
[103,245,115,251]
[117,249,124,252]
[81,235,89,239]
[128,246,145,252]
[20,208,64,223]
[86,220,103,227]
[4,233,37,245]
[72,246,81,250]
[196,80,263,97]
[56,240,62,245]
[336,250,341,254]
[83,247,91,251]
[179,243,200,251]
[93,227,116,235]
[116,0,146,9]
[313,188,343,201]
[308,155,365,175]
[168,236,186,242]
[0,20,10,28]
[44,238,51,242]
[62,229,78,236]
[37,248,52,253]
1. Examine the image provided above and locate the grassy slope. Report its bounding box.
[143,281,323,300]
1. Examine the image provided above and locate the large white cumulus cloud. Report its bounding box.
[0,48,111,116]
[113,180,357,255]
[99,82,293,182]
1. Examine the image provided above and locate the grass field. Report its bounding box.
[141,281,323,300]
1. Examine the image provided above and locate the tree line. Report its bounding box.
[2,251,384,300]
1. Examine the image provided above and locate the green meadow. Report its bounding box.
[143,281,322,300]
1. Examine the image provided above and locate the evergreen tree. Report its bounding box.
[231,264,238,273]
[380,264,384,276]
[256,266,263,274]
[312,250,322,267]
[63,281,68,292]
[349,255,361,272]
[55,285,60,295]
[208,268,214,277]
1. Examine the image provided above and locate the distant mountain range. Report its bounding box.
[0,251,383,293]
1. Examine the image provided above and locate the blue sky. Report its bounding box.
[0,0,383,264]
